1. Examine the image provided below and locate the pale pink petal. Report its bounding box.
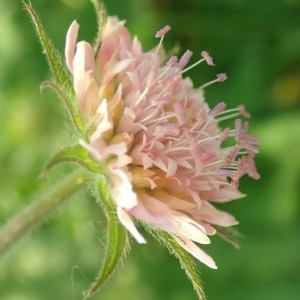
[131,36,143,56]
[117,207,146,244]
[79,78,100,116]
[73,41,95,77]
[109,162,137,210]
[175,235,217,269]
[150,189,196,210]
[197,222,216,235]
[73,42,96,99]
[197,201,238,227]
[90,100,113,143]
[126,71,140,90]
[173,214,210,244]
[205,188,246,202]
[102,58,135,88]
[177,221,210,244]
[167,157,178,177]
[102,17,126,39]
[65,20,79,73]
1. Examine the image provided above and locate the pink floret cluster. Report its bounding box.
[65,18,259,268]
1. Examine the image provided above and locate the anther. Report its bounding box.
[209,102,226,117]
[155,25,171,38]
[238,105,251,118]
[201,51,215,66]
[218,127,231,145]
[177,50,193,69]
[217,73,227,82]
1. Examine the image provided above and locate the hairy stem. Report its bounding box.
[0,169,90,256]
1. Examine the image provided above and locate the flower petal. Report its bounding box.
[65,20,79,73]
[117,206,146,244]
[175,235,217,269]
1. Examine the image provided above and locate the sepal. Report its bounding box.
[24,2,72,90]
[143,225,207,300]
[24,2,85,135]
[44,144,102,174]
[41,81,84,135]
[83,176,129,298]
[90,0,107,57]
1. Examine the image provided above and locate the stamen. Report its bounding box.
[201,51,215,66]
[216,113,240,122]
[196,133,226,146]
[201,152,217,165]
[155,25,171,38]
[209,181,232,187]
[195,117,213,139]
[181,51,216,74]
[165,146,191,153]
[238,105,251,118]
[156,64,173,82]
[223,145,241,165]
[218,127,231,144]
[216,107,240,116]
[145,112,176,126]
[236,121,259,155]
[214,170,235,178]
[177,50,193,69]
[217,73,227,82]
[229,145,241,162]
[231,157,249,189]
[151,94,172,105]
[203,159,223,168]
[244,156,260,180]
[155,25,171,55]
[243,121,249,133]
[209,102,226,117]
[235,119,242,142]
[216,105,250,121]
[181,57,206,74]
[223,165,238,170]
[173,102,185,125]
[146,67,157,88]
[134,87,149,106]
[199,73,227,90]
[239,140,259,155]
[166,55,178,67]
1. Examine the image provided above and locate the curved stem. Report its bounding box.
[0,169,90,256]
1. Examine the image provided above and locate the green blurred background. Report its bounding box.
[1,0,300,299]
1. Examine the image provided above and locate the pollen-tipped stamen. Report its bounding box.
[198,74,227,90]
[155,25,171,55]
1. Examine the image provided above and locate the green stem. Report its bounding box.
[0,169,90,256]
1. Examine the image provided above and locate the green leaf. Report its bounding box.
[83,177,129,298]
[90,0,107,57]
[41,81,84,134]
[23,2,72,90]
[24,2,84,135]
[44,144,102,174]
[144,226,207,300]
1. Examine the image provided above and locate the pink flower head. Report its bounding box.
[65,17,259,269]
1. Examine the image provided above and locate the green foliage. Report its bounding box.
[90,0,107,57]
[145,226,206,300]
[24,2,84,135]
[84,177,129,298]
[44,143,104,174]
